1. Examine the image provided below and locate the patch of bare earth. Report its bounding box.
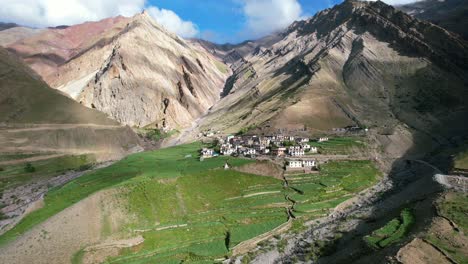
[397,238,452,264]
[0,189,128,264]
[82,236,144,264]
[233,160,284,179]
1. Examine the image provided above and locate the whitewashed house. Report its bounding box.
[287,160,303,169]
[318,137,329,142]
[201,148,214,158]
[259,137,270,146]
[288,146,304,156]
[301,143,311,150]
[220,144,235,155]
[302,160,317,168]
[244,148,256,156]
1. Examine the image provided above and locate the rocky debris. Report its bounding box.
[0,161,114,235]
[6,12,228,129]
[397,0,468,41]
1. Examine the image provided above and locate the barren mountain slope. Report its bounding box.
[195,0,468,140]
[76,11,228,128]
[0,27,43,47]
[6,13,229,128]
[6,16,130,80]
[0,47,141,160]
[397,0,468,40]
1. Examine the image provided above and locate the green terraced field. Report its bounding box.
[364,208,415,249]
[0,142,381,263]
[308,137,367,155]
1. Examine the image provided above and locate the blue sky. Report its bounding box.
[148,0,343,43]
[0,0,415,44]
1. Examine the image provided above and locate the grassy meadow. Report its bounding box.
[308,137,366,155]
[0,154,94,193]
[0,142,381,263]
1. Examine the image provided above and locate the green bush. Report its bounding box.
[24,163,36,173]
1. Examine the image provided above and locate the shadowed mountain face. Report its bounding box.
[0,47,141,160]
[397,0,468,40]
[6,13,229,128]
[0,23,18,31]
[193,0,468,142]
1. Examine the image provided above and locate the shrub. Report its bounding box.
[24,163,36,173]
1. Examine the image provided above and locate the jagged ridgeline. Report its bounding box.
[5,11,229,128]
[0,47,141,160]
[196,0,468,138]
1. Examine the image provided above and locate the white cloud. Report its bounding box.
[0,0,198,38]
[241,0,305,38]
[147,7,198,38]
[0,0,144,27]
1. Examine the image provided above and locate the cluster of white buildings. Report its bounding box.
[201,134,327,158]
[286,159,318,170]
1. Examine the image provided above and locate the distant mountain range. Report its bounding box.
[397,0,468,40]
[191,0,468,145]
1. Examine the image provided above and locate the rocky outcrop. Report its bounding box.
[6,12,229,129]
[397,0,468,41]
[0,47,142,160]
[194,0,468,139]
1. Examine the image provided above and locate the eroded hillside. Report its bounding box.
[6,12,229,128]
[194,0,468,141]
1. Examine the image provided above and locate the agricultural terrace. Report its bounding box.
[364,209,415,249]
[307,137,366,155]
[0,142,381,263]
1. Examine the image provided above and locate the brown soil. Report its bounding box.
[0,189,127,264]
[397,238,452,264]
[233,160,284,179]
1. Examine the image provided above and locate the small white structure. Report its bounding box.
[302,160,316,168]
[288,146,304,156]
[259,138,270,145]
[201,148,214,158]
[310,147,318,154]
[318,137,329,142]
[302,143,311,150]
[262,148,270,154]
[287,160,303,169]
[244,148,256,156]
[298,137,309,143]
[288,136,295,141]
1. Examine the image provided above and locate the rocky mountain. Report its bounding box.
[0,26,43,47]
[0,47,141,160]
[5,12,229,128]
[0,22,18,31]
[192,0,468,145]
[397,0,468,40]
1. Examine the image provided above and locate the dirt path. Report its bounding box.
[0,153,65,166]
[226,191,281,200]
[0,124,123,133]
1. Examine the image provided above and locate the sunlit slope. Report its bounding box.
[0,47,141,160]
[0,142,380,264]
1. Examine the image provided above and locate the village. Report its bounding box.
[200,134,332,173]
